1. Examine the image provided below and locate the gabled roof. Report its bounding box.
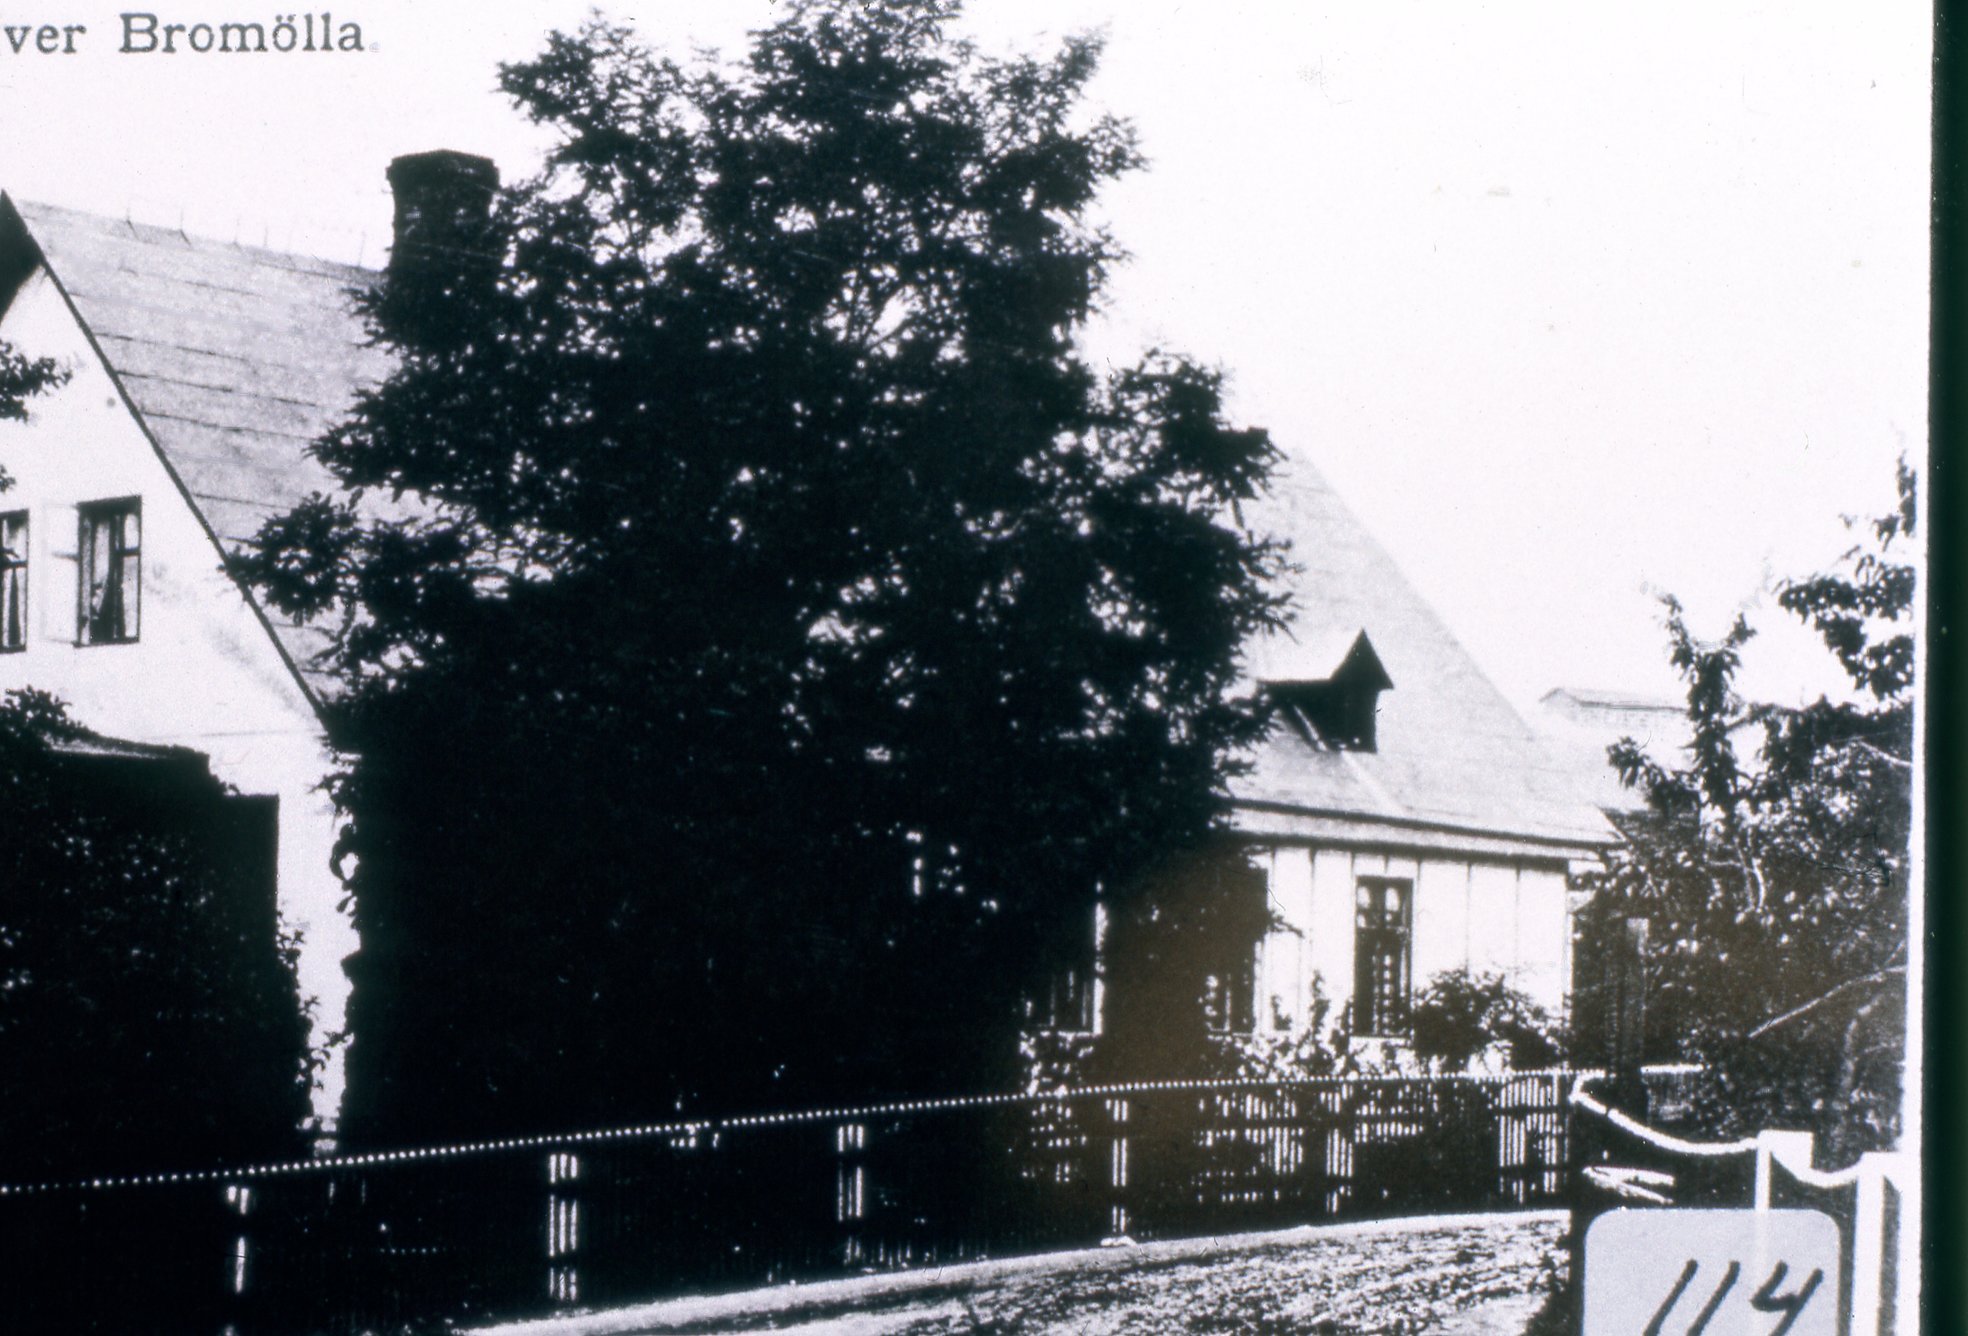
[1262,630,1392,752]
[1,197,1616,853]
[3,198,391,699]
[1233,463,1617,853]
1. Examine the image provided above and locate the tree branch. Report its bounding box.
[1746,967,1905,1040]
[1849,739,1912,771]
[1735,832,1770,911]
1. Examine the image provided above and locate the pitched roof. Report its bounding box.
[4,197,1616,852]
[1233,463,1617,852]
[6,199,391,699]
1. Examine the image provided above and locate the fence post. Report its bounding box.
[1607,917,1650,1115]
[546,1151,582,1307]
[1103,1097,1131,1242]
[1845,1157,1888,1336]
[224,1180,252,1333]
[1753,1130,1814,1211]
[1894,1159,1918,1336]
[834,1121,867,1267]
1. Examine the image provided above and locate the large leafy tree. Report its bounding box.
[239,0,1285,1142]
[1576,466,1914,1164]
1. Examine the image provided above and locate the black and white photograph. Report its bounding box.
[0,3,1930,1331]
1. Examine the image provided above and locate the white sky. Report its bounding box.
[0,1,1930,712]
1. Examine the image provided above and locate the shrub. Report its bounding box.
[1409,970,1567,1072]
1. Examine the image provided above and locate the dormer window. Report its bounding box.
[1264,630,1393,753]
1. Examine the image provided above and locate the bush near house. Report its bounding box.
[2,336,312,1177]
[1409,970,1566,1073]
[0,691,315,1180]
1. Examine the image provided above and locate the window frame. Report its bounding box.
[76,497,142,646]
[1353,875,1414,1038]
[1199,855,1266,1036]
[0,509,26,652]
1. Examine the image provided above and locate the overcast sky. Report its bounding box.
[0,1,1930,713]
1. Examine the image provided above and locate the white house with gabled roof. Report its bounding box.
[1230,464,1618,1046]
[1060,463,1621,1061]
[0,186,399,1133]
[2,152,1617,1133]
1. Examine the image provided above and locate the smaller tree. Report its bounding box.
[1577,465,1913,1162]
[1091,845,1276,1079]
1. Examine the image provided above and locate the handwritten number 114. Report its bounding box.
[1643,1259,1824,1335]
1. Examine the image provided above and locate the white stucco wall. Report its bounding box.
[0,269,351,1130]
[1249,842,1574,1047]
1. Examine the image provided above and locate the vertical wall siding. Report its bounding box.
[1308,849,1357,1029]
[1512,872,1571,1016]
[1254,848,1314,1031]
[1465,862,1520,985]
[1411,858,1472,989]
[1249,846,1574,1036]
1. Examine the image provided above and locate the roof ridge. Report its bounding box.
[13,198,378,280]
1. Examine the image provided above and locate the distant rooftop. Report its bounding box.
[1534,686,1691,814]
[1539,686,1685,714]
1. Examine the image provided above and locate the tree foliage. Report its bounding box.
[1575,465,1914,1162]
[0,692,315,1179]
[1090,844,1279,1078]
[0,338,69,493]
[238,0,1286,1142]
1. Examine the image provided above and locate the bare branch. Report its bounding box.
[1848,739,1912,771]
[1735,832,1769,911]
[1746,967,1905,1041]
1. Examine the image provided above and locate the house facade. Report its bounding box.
[1079,466,1620,1066]
[2,155,1616,1132]
[0,190,398,1132]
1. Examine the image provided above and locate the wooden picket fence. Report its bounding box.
[0,1070,1577,1335]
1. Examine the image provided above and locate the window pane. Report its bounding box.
[1353,877,1414,1036]
[0,513,24,652]
[78,501,140,644]
[1,568,21,651]
[119,546,140,640]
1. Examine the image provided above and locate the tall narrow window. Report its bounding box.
[78,499,140,645]
[0,510,25,651]
[1354,876,1413,1036]
[1200,856,1266,1035]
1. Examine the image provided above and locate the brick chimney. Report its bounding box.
[384,149,499,343]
